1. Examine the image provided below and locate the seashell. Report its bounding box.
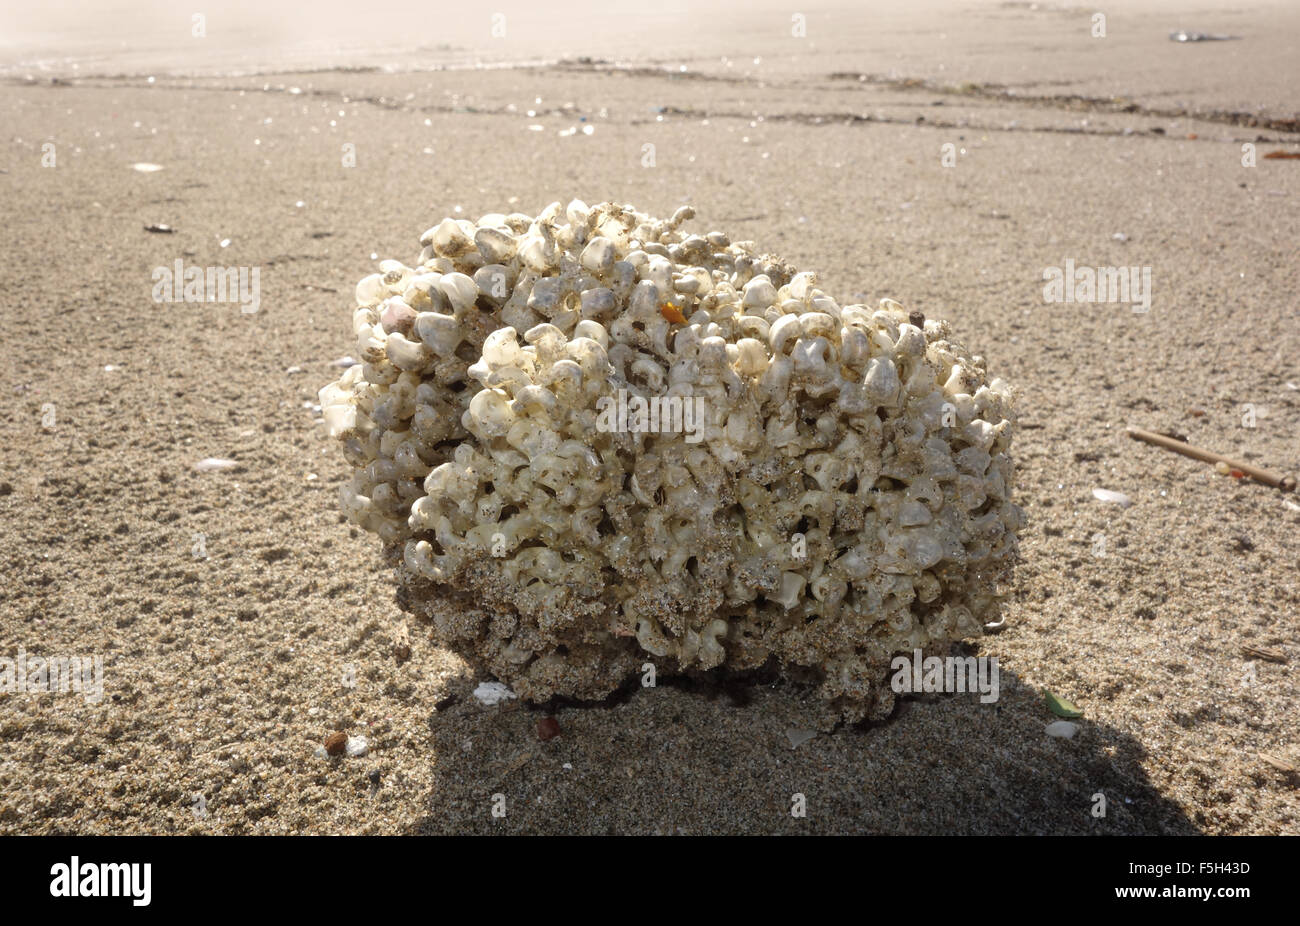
[193,458,239,473]
[580,236,615,275]
[426,217,473,257]
[742,274,778,309]
[1045,721,1079,739]
[385,331,432,372]
[1091,488,1132,507]
[768,314,802,354]
[863,357,901,405]
[474,264,512,303]
[355,273,388,307]
[472,681,517,706]
[379,298,417,335]
[437,272,480,314]
[734,338,769,377]
[475,226,517,264]
[413,312,462,356]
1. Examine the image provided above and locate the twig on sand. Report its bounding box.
[1241,645,1287,665]
[1125,426,1297,492]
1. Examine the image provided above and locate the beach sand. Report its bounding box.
[0,0,1296,834]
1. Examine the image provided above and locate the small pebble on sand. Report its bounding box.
[537,717,561,741]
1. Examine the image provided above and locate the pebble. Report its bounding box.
[345,736,369,757]
[324,731,347,756]
[537,717,561,741]
[1045,721,1079,739]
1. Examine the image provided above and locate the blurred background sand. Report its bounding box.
[0,1,1296,834]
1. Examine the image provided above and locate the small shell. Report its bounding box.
[1091,488,1132,507]
[1045,721,1079,740]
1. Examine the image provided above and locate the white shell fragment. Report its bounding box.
[320,202,1024,727]
[193,458,239,473]
[786,729,817,749]
[1091,488,1132,507]
[472,681,518,706]
[1045,721,1079,739]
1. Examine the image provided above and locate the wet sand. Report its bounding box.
[0,1,1297,834]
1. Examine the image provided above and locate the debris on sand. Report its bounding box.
[1126,426,1296,491]
[1045,721,1079,739]
[1092,488,1132,507]
[473,681,517,706]
[193,458,239,473]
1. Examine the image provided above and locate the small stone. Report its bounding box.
[393,643,411,664]
[537,716,561,741]
[324,732,347,756]
[0,482,12,496]
[345,735,369,757]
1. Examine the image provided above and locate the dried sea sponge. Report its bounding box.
[320,201,1024,727]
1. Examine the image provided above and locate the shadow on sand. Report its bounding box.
[407,652,1196,835]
